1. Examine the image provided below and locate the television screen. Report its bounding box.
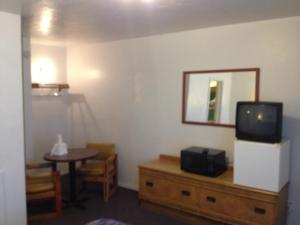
[236,102,283,143]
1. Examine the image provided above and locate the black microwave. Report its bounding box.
[181,147,227,177]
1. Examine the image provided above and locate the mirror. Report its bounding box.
[182,68,259,128]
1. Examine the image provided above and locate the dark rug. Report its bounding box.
[29,182,190,225]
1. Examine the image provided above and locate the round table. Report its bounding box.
[44,148,98,209]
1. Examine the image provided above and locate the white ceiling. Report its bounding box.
[1,0,300,45]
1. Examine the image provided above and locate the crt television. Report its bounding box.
[236,102,283,143]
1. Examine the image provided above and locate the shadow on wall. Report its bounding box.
[31,95,69,162]
[283,115,300,158]
[283,116,300,224]
[65,94,102,147]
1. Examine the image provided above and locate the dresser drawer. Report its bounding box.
[140,173,199,210]
[199,188,276,225]
[139,156,287,225]
[168,182,199,211]
[140,174,170,201]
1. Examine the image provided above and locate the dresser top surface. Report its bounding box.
[139,154,280,196]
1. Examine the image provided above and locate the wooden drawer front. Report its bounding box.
[140,173,199,211]
[199,188,276,225]
[168,183,199,211]
[140,174,176,204]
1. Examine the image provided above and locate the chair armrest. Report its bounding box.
[104,154,117,176]
[106,154,116,164]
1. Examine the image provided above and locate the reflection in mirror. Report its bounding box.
[183,69,259,127]
[208,80,222,122]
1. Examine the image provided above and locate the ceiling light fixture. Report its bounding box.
[122,0,155,4]
[40,8,53,34]
[141,0,154,3]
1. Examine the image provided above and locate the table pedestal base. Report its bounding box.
[63,198,88,210]
[64,161,88,210]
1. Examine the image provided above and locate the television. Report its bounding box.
[236,102,283,143]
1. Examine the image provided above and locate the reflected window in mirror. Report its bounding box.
[182,68,259,128]
[208,80,222,123]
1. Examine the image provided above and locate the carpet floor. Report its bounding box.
[29,184,190,225]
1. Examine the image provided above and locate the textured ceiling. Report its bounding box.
[1,0,300,45]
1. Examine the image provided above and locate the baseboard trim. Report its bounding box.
[118,182,138,191]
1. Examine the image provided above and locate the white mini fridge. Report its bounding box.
[234,139,290,192]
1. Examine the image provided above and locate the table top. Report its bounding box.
[44,148,99,162]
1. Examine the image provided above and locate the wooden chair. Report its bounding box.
[77,143,118,202]
[26,162,62,221]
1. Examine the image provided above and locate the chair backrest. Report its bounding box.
[25,162,56,183]
[86,143,115,160]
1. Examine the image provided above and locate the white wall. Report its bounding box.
[67,17,300,224]
[29,44,69,165]
[0,11,27,225]
[229,72,256,122]
[22,36,33,162]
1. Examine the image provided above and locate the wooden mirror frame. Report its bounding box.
[182,68,260,128]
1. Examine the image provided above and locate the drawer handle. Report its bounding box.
[181,190,191,196]
[254,207,266,215]
[145,181,154,187]
[206,196,216,203]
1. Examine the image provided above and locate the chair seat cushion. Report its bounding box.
[26,182,55,194]
[77,163,114,176]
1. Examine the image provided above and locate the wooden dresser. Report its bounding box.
[139,155,288,225]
